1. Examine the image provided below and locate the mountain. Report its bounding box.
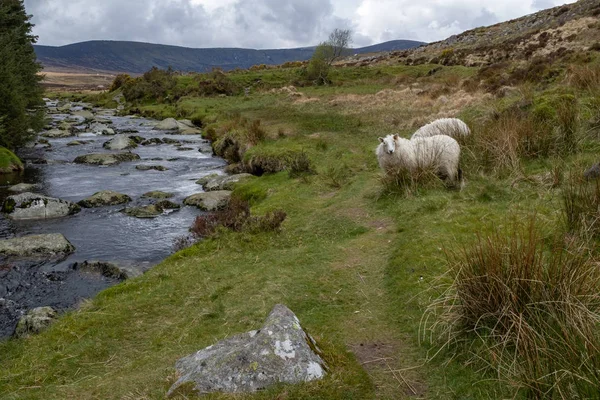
[33,40,425,74]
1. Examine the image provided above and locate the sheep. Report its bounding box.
[377,134,462,184]
[410,118,470,140]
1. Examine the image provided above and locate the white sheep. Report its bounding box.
[376,134,462,183]
[411,118,471,140]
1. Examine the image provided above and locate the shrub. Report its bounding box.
[245,119,266,145]
[565,64,600,91]
[287,150,315,178]
[189,197,285,238]
[195,69,240,96]
[379,163,445,196]
[109,74,132,92]
[562,172,600,239]
[122,67,176,102]
[423,218,600,398]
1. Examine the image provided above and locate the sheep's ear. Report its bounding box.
[378,137,384,143]
[393,134,399,140]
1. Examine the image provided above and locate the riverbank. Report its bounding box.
[2,57,600,398]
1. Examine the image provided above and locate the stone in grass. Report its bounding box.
[78,190,132,208]
[14,307,57,338]
[201,173,254,192]
[167,304,326,396]
[183,191,231,211]
[584,163,600,180]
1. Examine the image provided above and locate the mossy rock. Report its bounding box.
[78,190,132,208]
[141,191,174,199]
[0,147,24,174]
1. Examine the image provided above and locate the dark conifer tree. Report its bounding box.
[0,0,44,149]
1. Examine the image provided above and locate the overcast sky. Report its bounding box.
[24,0,576,49]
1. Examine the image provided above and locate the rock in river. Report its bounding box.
[74,152,140,166]
[102,135,138,150]
[41,129,73,138]
[167,304,326,396]
[198,173,254,191]
[74,261,142,280]
[136,165,168,171]
[8,183,40,193]
[0,233,75,258]
[141,191,174,199]
[121,204,164,218]
[13,307,57,338]
[154,118,179,131]
[78,190,132,208]
[184,191,231,211]
[2,192,81,220]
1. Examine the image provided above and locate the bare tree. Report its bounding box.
[326,28,353,65]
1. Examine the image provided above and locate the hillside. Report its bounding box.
[341,0,600,68]
[33,40,425,74]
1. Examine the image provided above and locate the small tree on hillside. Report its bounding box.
[0,0,44,149]
[305,28,353,85]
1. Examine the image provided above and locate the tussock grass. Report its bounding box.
[423,218,600,398]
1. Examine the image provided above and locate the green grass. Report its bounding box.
[5,61,600,398]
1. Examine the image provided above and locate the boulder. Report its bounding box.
[14,307,57,338]
[8,183,40,192]
[102,135,137,150]
[74,261,141,280]
[72,110,94,121]
[89,122,115,135]
[141,191,174,199]
[184,191,231,211]
[167,304,326,396]
[41,129,73,138]
[74,152,140,166]
[78,190,132,208]
[136,165,168,171]
[178,127,202,135]
[155,200,180,210]
[154,118,179,131]
[141,138,163,146]
[2,192,81,220]
[58,121,74,131]
[199,173,254,192]
[0,233,75,258]
[177,119,195,128]
[77,132,98,138]
[67,140,84,146]
[121,204,164,218]
[176,147,194,151]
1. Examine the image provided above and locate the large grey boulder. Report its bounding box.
[154,118,179,131]
[0,233,75,258]
[14,307,57,338]
[102,135,137,150]
[78,190,132,208]
[2,192,81,220]
[184,191,231,211]
[89,122,115,135]
[74,152,140,166]
[168,304,326,396]
[199,173,254,192]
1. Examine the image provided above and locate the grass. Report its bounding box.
[2,59,600,399]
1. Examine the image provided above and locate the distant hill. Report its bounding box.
[33,40,425,74]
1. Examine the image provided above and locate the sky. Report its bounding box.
[23,0,577,49]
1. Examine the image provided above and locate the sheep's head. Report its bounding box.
[378,135,397,155]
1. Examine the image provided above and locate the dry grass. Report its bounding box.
[423,217,600,398]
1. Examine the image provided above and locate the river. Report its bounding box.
[0,101,227,337]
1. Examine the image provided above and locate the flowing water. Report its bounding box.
[0,102,227,337]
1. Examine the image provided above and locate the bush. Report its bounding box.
[189,197,286,238]
[287,150,315,178]
[424,218,600,398]
[109,74,132,92]
[195,69,240,96]
[122,67,176,102]
[562,172,600,239]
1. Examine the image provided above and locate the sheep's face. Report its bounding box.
[379,135,396,155]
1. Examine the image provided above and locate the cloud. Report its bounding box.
[23,0,577,48]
